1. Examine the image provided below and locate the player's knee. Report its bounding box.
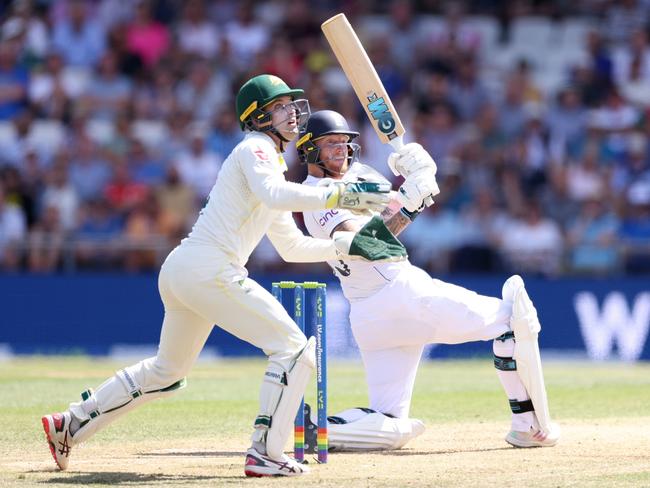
[493,332,516,371]
[135,357,188,392]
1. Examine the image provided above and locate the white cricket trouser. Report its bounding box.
[349,265,511,418]
[72,244,307,442]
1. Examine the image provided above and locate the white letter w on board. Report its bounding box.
[574,292,650,361]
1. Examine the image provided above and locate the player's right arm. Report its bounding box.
[240,139,390,212]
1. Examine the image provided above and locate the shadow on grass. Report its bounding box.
[39,472,241,484]
[138,450,246,457]
[325,446,513,457]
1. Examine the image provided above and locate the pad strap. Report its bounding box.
[495,331,515,342]
[494,355,517,371]
[509,399,535,414]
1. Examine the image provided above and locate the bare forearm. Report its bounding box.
[382,210,411,237]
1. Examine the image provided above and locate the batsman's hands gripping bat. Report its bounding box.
[396,166,440,212]
[321,13,435,206]
[387,142,438,179]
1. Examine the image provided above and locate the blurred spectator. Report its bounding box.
[498,200,564,275]
[125,0,170,67]
[128,139,166,186]
[547,87,589,161]
[155,166,196,241]
[207,109,241,160]
[603,0,650,45]
[68,137,112,202]
[498,73,527,139]
[564,141,608,202]
[619,179,650,273]
[28,52,75,121]
[41,159,79,232]
[27,204,66,272]
[80,50,132,121]
[1,163,37,226]
[0,40,29,121]
[175,61,229,121]
[173,125,221,200]
[74,197,122,269]
[2,0,49,61]
[566,196,620,274]
[224,1,270,70]
[123,193,162,272]
[176,0,221,59]
[103,157,149,215]
[132,65,177,120]
[51,0,106,68]
[588,88,640,162]
[450,53,489,121]
[0,181,27,270]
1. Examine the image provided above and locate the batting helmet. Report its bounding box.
[296,110,360,168]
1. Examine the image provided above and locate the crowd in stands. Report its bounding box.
[0,0,649,277]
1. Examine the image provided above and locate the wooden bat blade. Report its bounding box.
[321,13,405,145]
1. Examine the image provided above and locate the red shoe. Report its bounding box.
[42,412,74,470]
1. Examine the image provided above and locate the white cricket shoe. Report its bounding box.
[506,422,561,448]
[42,412,74,470]
[244,447,309,477]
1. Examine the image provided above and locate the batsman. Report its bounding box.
[41,75,406,477]
[298,110,561,451]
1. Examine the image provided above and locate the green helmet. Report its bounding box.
[236,74,305,130]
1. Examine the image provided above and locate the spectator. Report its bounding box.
[566,196,620,274]
[224,1,270,70]
[27,204,66,272]
[207,109,241,160]
[175,61,229,121]
[176,0,221,59]
[51,0,105,68]
[74,197,122,269]
[619,179,650,273]
[125,0,170,67]
[155,166,196,241]
[498,200,564,275]
[0,40,29,121]
[128,139,166,186]
[68,136,112,202]
[41,159,79,232]
[80,50,132,121]
[103,156,149,216]
[122,193,162,272]
[0,181,26,269]
[172,125,221,201]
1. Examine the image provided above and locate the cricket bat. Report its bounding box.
[321,13,434,206]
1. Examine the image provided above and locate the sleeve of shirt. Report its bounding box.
[240,140,331,211]
[303,207,358,239]
[266,211,338,263]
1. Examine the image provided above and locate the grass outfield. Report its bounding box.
[1,357,649,487]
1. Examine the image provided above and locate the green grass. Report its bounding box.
[1,357,649,487]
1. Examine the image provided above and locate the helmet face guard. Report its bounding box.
[245,98,310,134]
[297,136,360,174]
[296,110,361,176]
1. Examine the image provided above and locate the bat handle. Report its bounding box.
[388,137,435,207]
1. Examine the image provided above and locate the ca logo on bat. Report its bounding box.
[366,92,398,140]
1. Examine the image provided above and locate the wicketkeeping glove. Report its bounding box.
[387,142,437,178]
[333,216,407,262]
[325,181,392,213]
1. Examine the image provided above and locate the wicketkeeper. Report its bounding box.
[41,75,407,477]
[298,110,561,451]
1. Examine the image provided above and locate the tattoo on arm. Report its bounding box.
[384,211,411,237]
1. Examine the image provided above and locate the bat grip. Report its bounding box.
[388,137,435,207]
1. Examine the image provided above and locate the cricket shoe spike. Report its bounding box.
[42,411,74,470]
[506,421,561,448]
[244,447,310,477]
